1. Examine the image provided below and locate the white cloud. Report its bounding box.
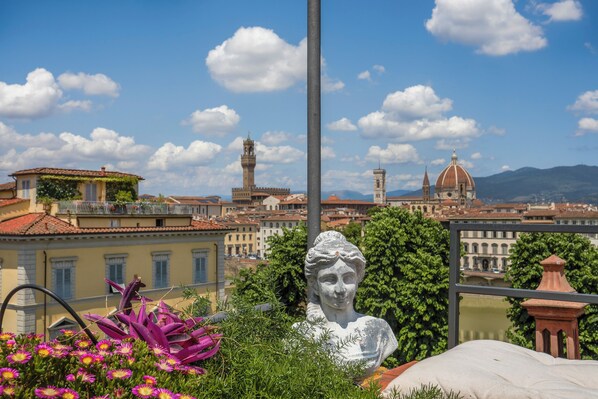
[59,128,151,161]
[0,122,63,149]
[147,141,223,171]
[327,117,357,131]
[322,169,371,192]
[256,142,304,164]
[359,86,479,142]
[471,152,482,160]
[373,65,385,74]
[322,75,345,93]
[0,68,63,118]
[365,143,420,164]
[321,146,336,160]
[425,0,547,56]
[431,158,446,166]
[576,118,598,135]
[226,136,245,152]
[435,138,472,150]
[260,131,292,145]
[537,0,582,22]
[58,72,120,97]
[206,26,307,92]
[487,125,507,135]
[459,160,474,168]
[569,90,598,114]
[382,85,453,120]
[223,161,242,175]
[357,70,371,81]
[58,100,93,112]
[182,105,240,136]
[501,165,511,171]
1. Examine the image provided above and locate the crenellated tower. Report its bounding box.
[241,134,256,189]
[422,167,430,202]
[373,166,386,204]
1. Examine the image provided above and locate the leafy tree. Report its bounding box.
[506,232,598,358]
[356,207,450,365]
[106,179,138,202]
[234,224,308,316]
[337,221,363,248]
[36,178,80,201]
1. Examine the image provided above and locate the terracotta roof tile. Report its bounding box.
[0,213,229,236]
[0,182,16,191]
[10,167,143,180]
[0,198,28,208]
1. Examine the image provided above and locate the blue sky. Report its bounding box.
[1,0,597,196]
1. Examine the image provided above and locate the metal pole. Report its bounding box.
[448,223,461,349]
[307,0,321,248]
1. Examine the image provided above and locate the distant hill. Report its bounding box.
[400,165,598,204]
[474,165,598,203]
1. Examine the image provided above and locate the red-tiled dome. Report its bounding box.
[435,151,475,199]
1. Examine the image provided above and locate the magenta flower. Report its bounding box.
[7,350,31,364]
[76,370,96,383]
[155,361,174,372]
[142,375,156,385]
[2,385,15,396]
[66,374,75,382]
[78,353,95,366]
[0,332,15,341]
[95,339,112,351]
[106,368,133,380]
[151,346,168,356]
[155,388,175,399]
[74,339,92,350]
[0,367,19,380]
[132,384,156,398]
[115,342,133,356]
[36,343,54,358]
[35,386,63,398]
[61,388,79,399]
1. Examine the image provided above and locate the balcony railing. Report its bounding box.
[56,201,194,216]
[448,222,598,349]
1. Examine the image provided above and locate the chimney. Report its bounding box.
[100,166,106,176]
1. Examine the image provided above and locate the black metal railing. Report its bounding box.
[448,222,598,349]
[0,284,98,345]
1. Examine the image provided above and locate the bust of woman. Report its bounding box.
[296,231,397,378]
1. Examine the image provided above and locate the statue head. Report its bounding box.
[305,231,366,318]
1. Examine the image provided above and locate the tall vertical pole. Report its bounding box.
[307,0,321,248]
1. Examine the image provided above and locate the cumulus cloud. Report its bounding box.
[256,142,304,164]
[357,70,371,81]
[322,75,345,93]
[260,131,292,145]
[537,0,582,22]
[431,158,446,166]
[58,100,93,112]
[206,26,307,92]
[569,90,598,114]
[327,117,357,131]
[425,0,547,56]
[182,105,240,136]
[459,160,474,168]
[58,72,120,97]
[373,65,385,74]
[0,122,63,149]
[487,125,507,136]
[322,169,371,192]
[59,128,151,161]
[226,136,245,153]
[576,118,598,135]
[435,138,472,150]
[358,85,479,142]
[147,141,223,171]
[365,143,420,164]
[501,165,511,171]
[321,146,336,160]
[0,68,63,118]
[471,152,482,160]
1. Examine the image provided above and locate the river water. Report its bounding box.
[459,294,511,343]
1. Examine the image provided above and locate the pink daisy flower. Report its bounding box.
[2,385,15,396]
[155,388,175,399]
[155,361,174,372]
[132,384,156,398]
[0,332,15,341]
[95,340,112,351]
[142,375,156,385]
[36,343,54,358]
[0,367,19,380]
[7,350,31,364]
[151,346,169,356]
[66,374,75,382]
[35,386,63,398]
[74,339,92,349]
[106,369,133,380]
[115,342,133,356]
[60,329,75,337]
[61,388,79,399]
[78,353,95,366]
[76,370,95,383]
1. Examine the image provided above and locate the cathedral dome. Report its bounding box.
[435,151,475,201]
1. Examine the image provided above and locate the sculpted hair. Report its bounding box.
[305,231,366,319]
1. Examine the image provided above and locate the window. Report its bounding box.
[192,250,208,284]
[472,244,478,253]
[152,252,170,288]
[482,243,488,254]
[492,244,498,255]
[21,180,30,199]
[52,257,77,300]
[242,234,246,240]
[501,244,508,255]
[249,234,252,240]
[105,254,127,293]
[236,234,239,240]
[84,183,97,201]
[110,219,120,228]
[156,218,165,227]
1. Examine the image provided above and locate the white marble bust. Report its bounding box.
[296,231,397,378]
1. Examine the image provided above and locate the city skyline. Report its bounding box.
[1,0,597,196]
